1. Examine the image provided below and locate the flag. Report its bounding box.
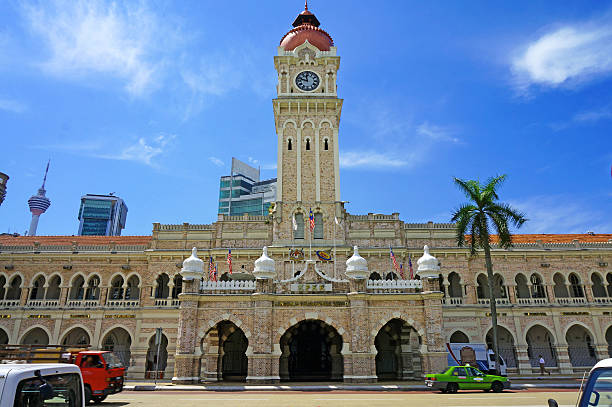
[390,246,400,273]
[227,249,232,274]
[292,215,297,231]
[309,209,315,232]
[399,264,405,279]
[214,264,218,281]
[209,257,217,282]
[409,255,414,279]
[334,216,339,225]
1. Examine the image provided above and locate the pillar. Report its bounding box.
[345,292,376,383]
[172,279,200,384]
[420,277,446,377]
[246,295,276,383]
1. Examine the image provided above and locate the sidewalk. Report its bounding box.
[124,379,582,392]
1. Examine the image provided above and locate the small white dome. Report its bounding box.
[346,246,368,279]
[253,246,276,279]
[181,247,204,281]
[416,245,440,278]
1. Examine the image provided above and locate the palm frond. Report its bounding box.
[482,174,506,201]
[451,204,477,247]
[488,202,527,229]
[453,177,481,204]
[487,210,513,249]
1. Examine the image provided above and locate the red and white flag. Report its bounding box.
[227,249,232,274]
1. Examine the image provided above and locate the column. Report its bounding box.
[345,293,376,383]
[421,277,447,377]
[172,279,200,384]
[246,296,276,383]
[507,283,517,304]
[545,284,556,303]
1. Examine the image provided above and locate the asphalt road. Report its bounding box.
[98,389,579,407]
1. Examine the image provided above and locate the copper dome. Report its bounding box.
[280,5,334,52]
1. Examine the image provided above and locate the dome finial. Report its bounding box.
[305,0,308,11]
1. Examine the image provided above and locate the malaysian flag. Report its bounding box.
[390,247,400,273]
[309,209,315,232]
[209,256,217,282]
[399,264,405,279]
[409,255,414,279]
[227,249,232,274]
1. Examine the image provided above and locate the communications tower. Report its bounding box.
[27,161,51,236]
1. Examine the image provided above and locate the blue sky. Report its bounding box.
[0,0,611,236]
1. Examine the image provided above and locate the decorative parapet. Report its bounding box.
[404,222,456,229]
[367,279,422,293]
[156,223,214,231]
[347,213,400,221]
[0,244,149,253]
[200,280,256,293]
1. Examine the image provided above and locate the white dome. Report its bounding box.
[345,246,369,280]
[181,247,204,281]
[416,245,440,278]
[253,246,276,279]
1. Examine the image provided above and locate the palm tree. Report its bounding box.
[451,175,527,373]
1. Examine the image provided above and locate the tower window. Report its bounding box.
[293,213,304,239]
[288,139,292,151]
[314,213,323,239]
[305,138,310,151]
[324,139,329,150]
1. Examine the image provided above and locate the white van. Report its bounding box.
[0,363,84,407]
[446,343,508,376]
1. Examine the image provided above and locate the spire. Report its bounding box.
[292,2,320,27]
[305,0,308,11]
[41,159,50,189]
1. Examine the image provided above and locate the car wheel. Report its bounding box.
[84,386,92,405]
[491,381,504,393]
[447,383,458,394]
[92,395,107,404]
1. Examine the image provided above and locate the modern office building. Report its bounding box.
[218,157,276,216]
[78,194,128,236]
[0,172,8,206]
[27,162,51,236]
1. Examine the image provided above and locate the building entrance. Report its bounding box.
[279,320,343,381]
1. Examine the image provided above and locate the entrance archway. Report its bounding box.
[62,327,90,346]
[526,325,557,367]
[201,321,248,382]
[566,325,597,367]
[375,319,422,380]
[279,319,343,381]
[146,333,168,379]
[0,327,8,344]
[450,331,469,343]
[486,326,517,368]
[101,327,132,368]
[21,327,49,345]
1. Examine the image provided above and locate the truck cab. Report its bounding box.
[72,351,125,404]
[0,363,84,407]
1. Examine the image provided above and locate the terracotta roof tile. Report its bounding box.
[487,234,612,244]
[0,235,151,246]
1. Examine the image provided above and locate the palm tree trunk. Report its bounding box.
[483,241,501,374]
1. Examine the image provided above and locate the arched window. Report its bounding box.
[6,276,21,300]
[46,276,61,300]
[155,274,170,299]
[369,272,381,280]
[569,274,584,298]
[476,274,489,299]
[314,213,323,239]
[607,273,612,297]
[385,272,398,281]
[30,275,46,300]
[553,273,569,298]
[324,138,329,150]
[110,276,124,300]
[592,274,607,298]
[172,275,182,298]
[69,276,85,300]
[448,272,462,298]
[125,275,140,300]
[287,139,292,151]
[305,138,311,150]
[85,276,100,300]
[293,213,304,240]
[515,274,530,299]
[530,274,545,298]
[493,274,507,298]
[0,276,5,300]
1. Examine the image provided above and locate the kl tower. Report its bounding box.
[27,161,51,236]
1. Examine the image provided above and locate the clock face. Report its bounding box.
[295,71,320,91]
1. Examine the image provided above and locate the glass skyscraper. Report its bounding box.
[218,158,276,216]
[78,194,128,236]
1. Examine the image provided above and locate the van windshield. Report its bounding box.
[14,372,82,407]
[102,352,124,369]
[580,368,612,406]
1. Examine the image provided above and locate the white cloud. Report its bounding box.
[22,0,171,96]
[339,151,411,169]
[417,122,461,143]
[573,107,612,123]
[247,157,259,165]
[208,157,224,167]
[513,21,612,89]
[0,98,27,113]
[510,195,612,234]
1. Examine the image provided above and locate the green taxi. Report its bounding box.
[425,366,510,393]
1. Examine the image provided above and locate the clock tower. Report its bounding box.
[272,4,343,244]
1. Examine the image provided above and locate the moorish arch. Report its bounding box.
[20,326,50,345]
[526,324,557,368]
[146,332,169,379]
[374,318,422,380]
[61,326,91,346]
[565,324,597,367]
[279,319,343,381]
[449,330,469,343]
[0,327,9,344]
[100,326,132,368]
[485,325,518,368]
[200,320,249,382]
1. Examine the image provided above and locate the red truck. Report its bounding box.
[0,344,125,405]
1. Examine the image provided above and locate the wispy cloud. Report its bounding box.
[208,156,224,167]
[510,195,612,234]
[22,0,176,96]
[550,105,612,130]
[417,122,461,143]
[339,151,412,169]
[512,18,612,90]
[33,133,176,167]
[0,98,27,113]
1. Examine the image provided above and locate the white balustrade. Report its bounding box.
[26,299,59,308]
[106,300,139,308]
[200,280,256,292]
[556,297,587,305]
[477,298,510,305]
[442,297,463,305]
[593,297,612,304]
[0,300,21,308]
[366,279,422,293]
[154,299,181,307]
[66,299,99,308]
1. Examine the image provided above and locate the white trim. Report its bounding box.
[333,128,340,201]
[343,375,378,379]
[172,376,199,381]
[315,127,320,202]
[296,127,302,202]
[245,376,281,380]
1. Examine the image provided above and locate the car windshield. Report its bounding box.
[580,367,612,406]
[102,352,124,369]
[14,372,82,407]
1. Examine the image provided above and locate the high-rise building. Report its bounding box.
[0,172,8,206]
[27,161,51,236]
[218,158,276,216]
[78,194,128,236]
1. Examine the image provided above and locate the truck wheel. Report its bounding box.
[84,386,92,405]
[491,381,503,393]
[92,395,107,404]
[446,383,458,394]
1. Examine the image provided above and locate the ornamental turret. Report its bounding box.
[346,246,369,279]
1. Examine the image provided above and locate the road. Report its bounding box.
[100,389,579,406]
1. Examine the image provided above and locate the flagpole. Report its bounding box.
[309,227,312,260]
[333,218,336,279]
